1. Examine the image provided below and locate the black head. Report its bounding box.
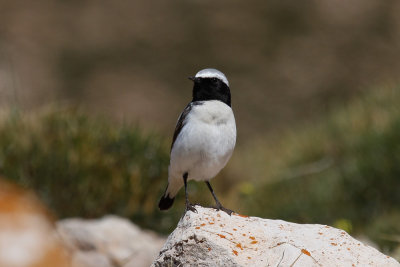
[189,68,231,107]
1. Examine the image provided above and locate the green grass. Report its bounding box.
[0,107,175,232]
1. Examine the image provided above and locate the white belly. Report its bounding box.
[169,100,236,182]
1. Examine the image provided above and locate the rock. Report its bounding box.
[71,251,112,267]
[57,215,166,267]
[0,179,70,267]
[152,206,400,267]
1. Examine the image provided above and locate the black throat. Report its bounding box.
[192,78,231,107]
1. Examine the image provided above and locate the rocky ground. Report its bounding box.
[0,179,398,267]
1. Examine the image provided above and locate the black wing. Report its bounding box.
[171,101,203,151]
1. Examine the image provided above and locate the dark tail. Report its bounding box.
[158,193,175,210]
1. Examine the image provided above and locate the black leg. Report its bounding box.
[205,181,234,215]
[183,173,197,213]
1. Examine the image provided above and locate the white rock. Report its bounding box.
[57,215,165,267]
[152,206,400,267]
[71,251,112,267]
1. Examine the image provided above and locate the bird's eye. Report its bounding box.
[212,78,218,83]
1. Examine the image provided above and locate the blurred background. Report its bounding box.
[0,0,400,260]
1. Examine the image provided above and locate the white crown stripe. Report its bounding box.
[195,68,229,87]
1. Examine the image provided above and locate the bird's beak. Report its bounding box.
[188,76,198,82]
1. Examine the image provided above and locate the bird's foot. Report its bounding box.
[213,204,234,216]
[185,202,198,214]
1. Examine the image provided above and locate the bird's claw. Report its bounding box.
[185,202,198,213]
[213,205,234,216]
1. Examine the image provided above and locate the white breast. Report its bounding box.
[169,100,236,182]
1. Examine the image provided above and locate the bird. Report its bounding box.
[158,68,236,215]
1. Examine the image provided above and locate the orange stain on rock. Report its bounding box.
[233,228,237,231]
[242,234,246,236]
[301,249,311,256]
[218,234,226,239]
[195,227,200,229]
[236,243,243,250]
[251,241,258,244]
[232,250,238,256]
[331,243,337,246]
[249,236,255,240]
[235,213,249,218]
[247,257,251,259]
[208,247,211,251]
[201,223,206,226]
